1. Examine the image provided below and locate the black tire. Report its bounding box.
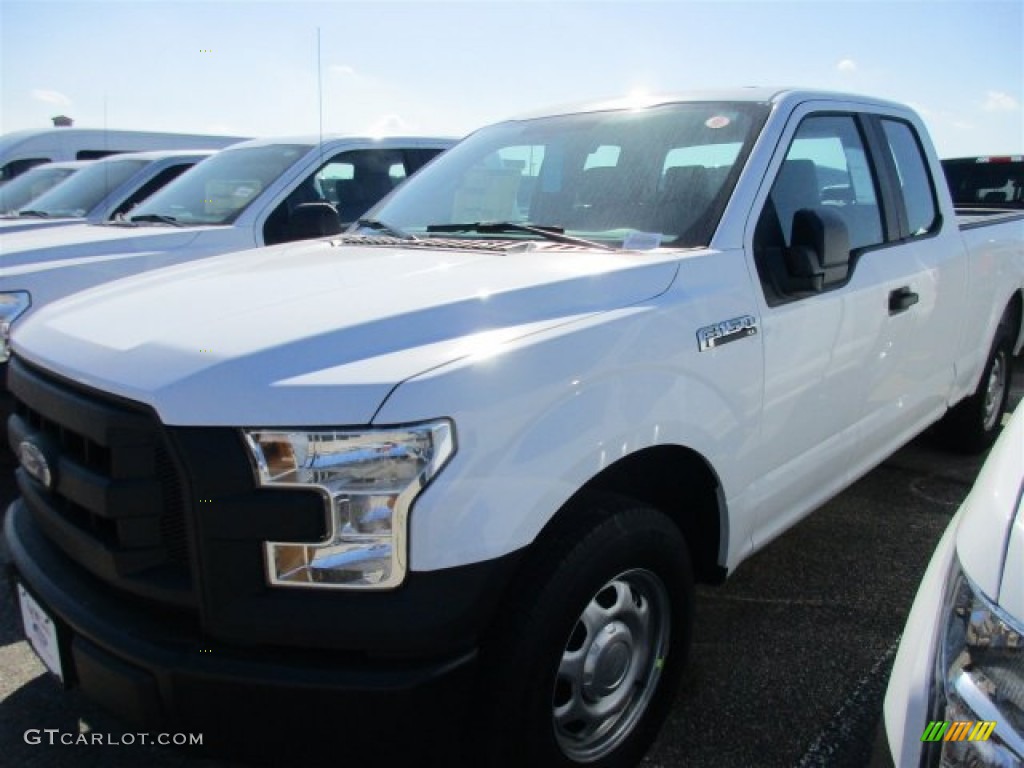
[480,495,693,768]
[937,316,1014,454]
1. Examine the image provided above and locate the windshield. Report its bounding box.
[0,165,79,214]
[128,143,313,225]
[368,101,769,248]
[19,158,146,218]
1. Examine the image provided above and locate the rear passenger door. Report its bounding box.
[854,116,965,454]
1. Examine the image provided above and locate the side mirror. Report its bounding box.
[782,208,851,292]
[287,202,342,242]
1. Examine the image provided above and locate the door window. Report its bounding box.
[265,148,417,244]
[753,114,884,303]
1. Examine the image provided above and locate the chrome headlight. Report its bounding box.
[243,421,455,590]
[933,559,1024,765]
[0,292,31,363]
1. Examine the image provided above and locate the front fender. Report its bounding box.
[376,288,764,573]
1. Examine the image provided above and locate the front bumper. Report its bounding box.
[6,498,481,760]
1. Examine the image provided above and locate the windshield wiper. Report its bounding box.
[17,210,50,218]
[425,221,614,251]
[353,218,419,241]
[129,213,182,227]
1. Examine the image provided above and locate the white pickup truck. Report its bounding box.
[6,89,1023,767]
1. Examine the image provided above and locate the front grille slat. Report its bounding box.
[8,360,151,446]
[7,358,194,608]
[17,473,170,575]
[55,457,163,518]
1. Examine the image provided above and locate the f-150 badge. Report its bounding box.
[697,315,759,352]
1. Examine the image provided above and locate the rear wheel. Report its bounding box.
[937,316,1014,453]
[481,496,693,768]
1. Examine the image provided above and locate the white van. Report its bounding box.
[0,128,247,183]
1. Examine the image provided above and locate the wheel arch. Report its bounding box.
[1005,289,1023,356]
[530,445,727,586]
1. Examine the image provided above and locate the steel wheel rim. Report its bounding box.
[983,351,1007,432]
[552,568,671,763]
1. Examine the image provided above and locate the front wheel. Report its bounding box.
[481,497,693,768]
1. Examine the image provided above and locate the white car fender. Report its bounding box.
[376,263,764,572]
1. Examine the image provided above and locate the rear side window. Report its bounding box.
[881,120,939,237]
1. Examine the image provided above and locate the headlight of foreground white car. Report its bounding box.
[244,421,455,590]
[882,404,1024,768]
[934,560,1024,765]
[0,291,31,363]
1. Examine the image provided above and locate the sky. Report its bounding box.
[1,0,1021,158]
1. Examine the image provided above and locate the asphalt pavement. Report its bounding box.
[2,377,1021,768]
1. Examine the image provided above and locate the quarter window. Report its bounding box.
[881,120,939,237]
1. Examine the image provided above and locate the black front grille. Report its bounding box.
[7,356,194,608]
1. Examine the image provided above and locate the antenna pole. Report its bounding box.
[317,27,323,163]
[104,92,110,192]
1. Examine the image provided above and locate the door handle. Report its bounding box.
[888,287,919,315]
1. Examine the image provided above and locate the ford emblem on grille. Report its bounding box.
[18,439,53,490]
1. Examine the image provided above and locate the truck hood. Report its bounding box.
[956,406,1024,621]
[1,223,203,272]
[13,239,681,426]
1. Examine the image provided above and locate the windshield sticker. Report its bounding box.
[623,231,662,251]
[705,116,731,129]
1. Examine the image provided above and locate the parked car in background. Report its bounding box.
[0,149,218,233]
[0,135,454,430]
[942,155,1024,209]
[0,160,89,214]
[0,127,246,184]
[879,404,1023,767]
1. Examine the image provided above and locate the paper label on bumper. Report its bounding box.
[17,584,63,683]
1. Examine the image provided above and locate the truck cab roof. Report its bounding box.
[513,87,910,121]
